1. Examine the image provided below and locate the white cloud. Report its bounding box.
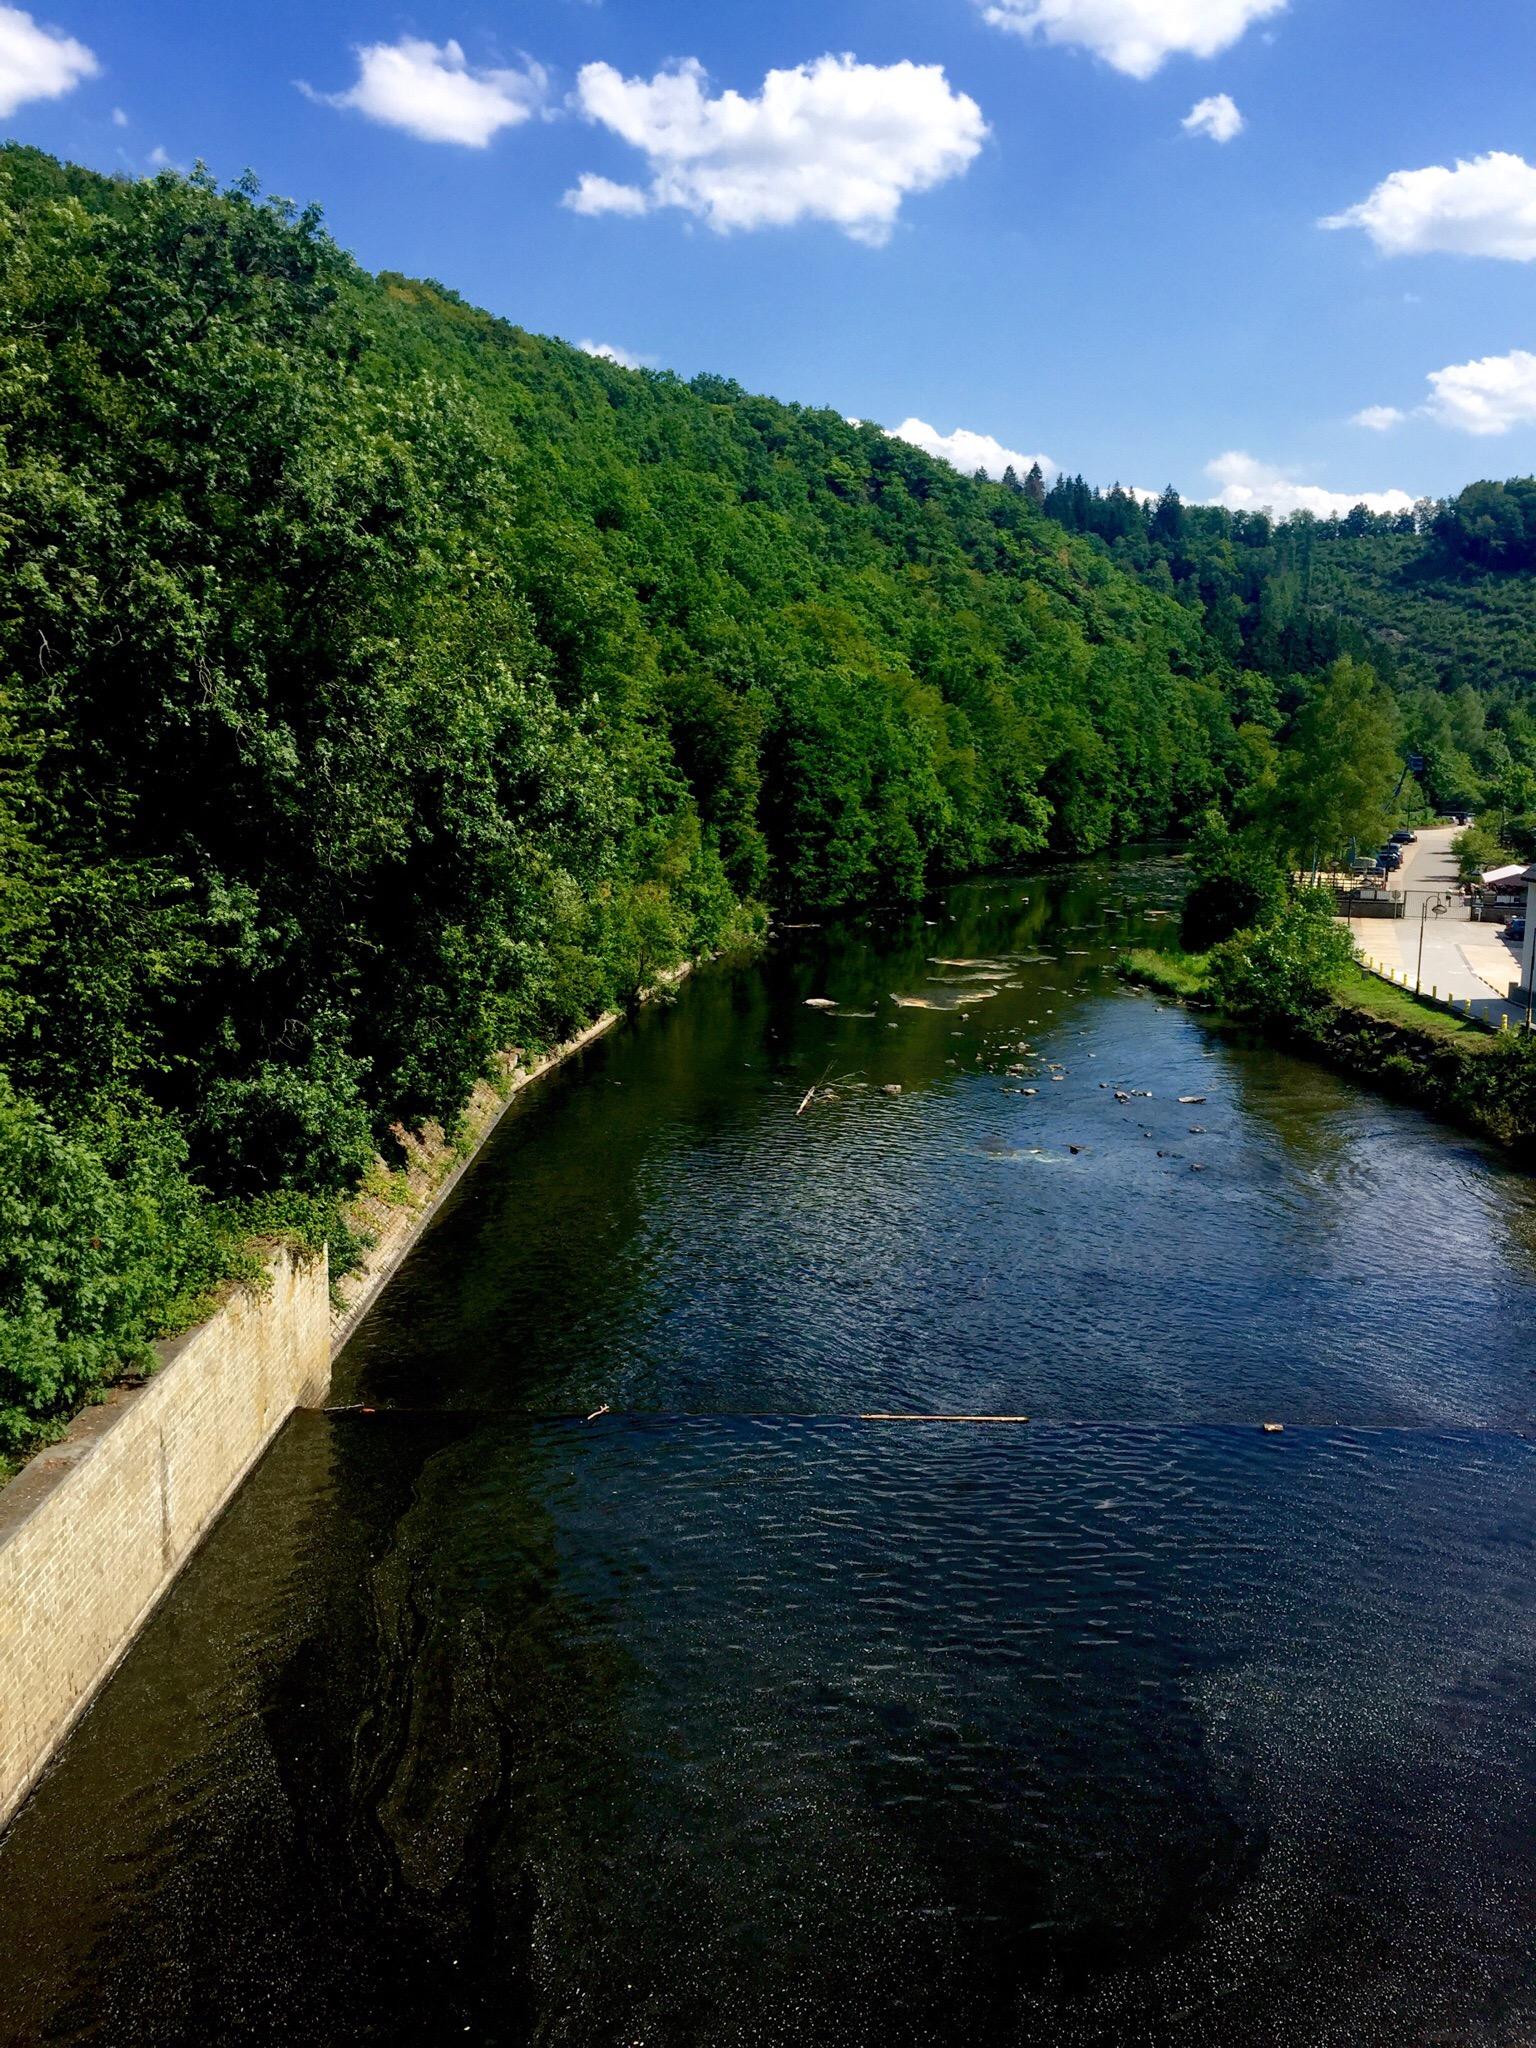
[978,0,1284,80]
[1423,349,1536,436]
[578,339,647,368]
[110,105,127,127]
[1321,151,1536,261]
[1182,93,1242,143]
[307,36,546,147]
[0,4,96,117]
[1351,405,1404,431]
[1204,451,1414,519]
[563,172,652,218]
[889,417,1053,481]
[566,54,987,244]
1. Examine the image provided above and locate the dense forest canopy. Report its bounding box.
[1034,466,1536,824]
[3,142,1536,1459]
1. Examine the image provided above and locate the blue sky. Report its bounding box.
[6,0,1536,513]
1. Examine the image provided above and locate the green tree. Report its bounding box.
[1180,810,1286,951]
[1206,894,1356,1027]
[1261,658,1400,872]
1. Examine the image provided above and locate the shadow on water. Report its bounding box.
[6,854,1536,2046]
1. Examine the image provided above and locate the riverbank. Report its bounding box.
[0,964,694,1833]
[1121,945,1536,1155]
[330,962,693,1353]
[11,856,1536,2046]
[0,1241,330,1832]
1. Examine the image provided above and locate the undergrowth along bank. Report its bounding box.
[1121,935,1536,1156]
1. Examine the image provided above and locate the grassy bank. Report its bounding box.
[1121,943,1536,1155]
[1125,947,1487,1040]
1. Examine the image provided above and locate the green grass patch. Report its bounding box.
[1124,940,1495,1044]
[1119,947,1210,1000]
[1334,963,1491,1041]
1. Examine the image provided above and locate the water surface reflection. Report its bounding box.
[4,857,1536,2046]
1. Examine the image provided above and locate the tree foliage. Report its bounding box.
[1260,658,1400,869]
[1039,467,1536,829]
[1205,894,1357,1028]
[1179,810,1286,951]
[0,147,1264,1455]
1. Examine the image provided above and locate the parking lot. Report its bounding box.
[1342,825,1529,1023]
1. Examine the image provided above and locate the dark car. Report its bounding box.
[1508,916,1526,944]
[1390,829,1418,845]
[1378,845,1403,870]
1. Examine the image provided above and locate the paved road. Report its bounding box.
[1344,824,1528,1024]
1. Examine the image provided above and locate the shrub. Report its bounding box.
[0,1076,236,1456]
[193,1016,375,1197]
[1205,893,1357,1028]
[1180,812,1287,951]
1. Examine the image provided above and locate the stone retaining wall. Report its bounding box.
[0,968,696,1834]
[0,1243,330,1831]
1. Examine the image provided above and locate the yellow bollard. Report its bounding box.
[1502,1013,1510,1031]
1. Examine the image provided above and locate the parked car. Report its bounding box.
[1508,916,1526,944]
[1390,829,1418,845]
[1378,845,1403,870]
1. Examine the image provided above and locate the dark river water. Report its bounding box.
[5,858,1536,2046]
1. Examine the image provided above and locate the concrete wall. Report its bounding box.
[0,964,695,1835]
[330,968,691,1354]
[0,1243,330,1832]
[330,1009,625,1354]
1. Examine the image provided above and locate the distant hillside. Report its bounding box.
[1039,472,1536,814]
[0,145,1253,1459]
[1306,517,1536,700]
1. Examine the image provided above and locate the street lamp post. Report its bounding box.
[1416,892,1449,995]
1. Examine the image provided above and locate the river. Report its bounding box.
[3,856,1536,2046]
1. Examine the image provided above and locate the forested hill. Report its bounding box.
[1038,471,1536,816]
[1,146,1260,1459]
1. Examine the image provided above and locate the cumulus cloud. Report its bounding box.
[1352,405,1404,431]
[1182,93,1242,143]
[1321,151,1536,261]
[306,36,546,147]
[1423,349,1536,436]
[0,4,96,117]
[1204,451,1414,519]
[565,54,987,244]
[889,417,1053,480]
[978,0,1284,80]
[563,172,652,217]
[578,338,647,368]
